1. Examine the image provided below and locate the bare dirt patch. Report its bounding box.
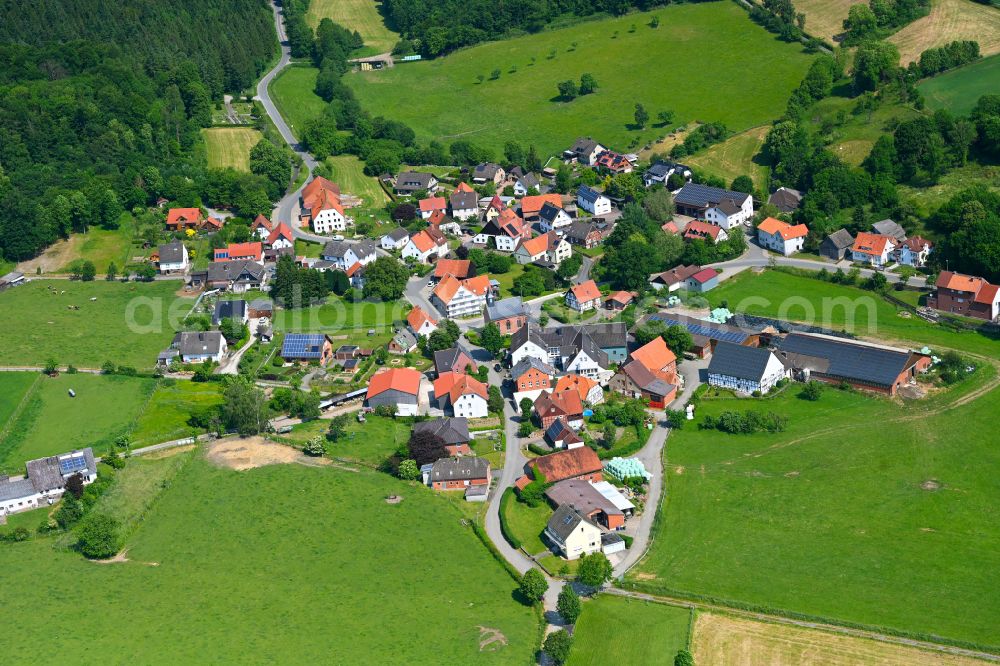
[477,626,508,652]
[922,479,942,491]
[692,613,990,665]
[16,237,80,274]
[206,436,331,471]
[385,495,403,504]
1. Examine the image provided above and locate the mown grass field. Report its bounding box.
[130,380,223,446]
[202,127,262,172]
[0,373,38,434]
[271,297,408,333]
[0,452,538,663]
[686,125,771,189]
[269,65,327,137]
[628,336,1000,647]
[0,374,156,472]
[568,595,691,665]
[793,0,855,43]
[707,269,1000,357]
[324,154,389,206]
[502,495,552,554]
[918,53,1000,115]
[307,0,399,55]
[691,613,991,665]
[890,0,1000,63]
[0,280,194,370]
[346,3,813,156]
[281,414,410,466]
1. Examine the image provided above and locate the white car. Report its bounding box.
[332,234,345,241]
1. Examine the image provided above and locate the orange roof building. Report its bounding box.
[406,306,438,336]
[566,279,602,312]
[419,196,447,215]
[851,232,896,266]
[684,220,727,244]
[432,274,493,317]
[929,270,1000,321]
[554,374,602,405]
[166,207,203,230]
[433,259,472,280]
[366,368,423,416]
[267,222,294,247]
[520,193,563,220]
[433,371,489,417]
[214,241,263,263]
[631,336,677,381]
[527,445,602,485]
[756,217,808,256]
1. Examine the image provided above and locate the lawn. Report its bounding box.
[202,127,262,172]
[282,414,410,466]
[706,268,1000,358]
[890,0,1000,64]
[15,216,138,275]
[346,2,814,156]
[0,453,539,663]
[627,373,1000,648]
[130,380,224,447]
[270,297,409,333]
[324,155,389,206]
[0,280,195,369]
[502,495,553,555]
[568,596,690,665]
[0,373,39,437]
[307,0,399,55]
[918,53,1000,116]
[686,125,771,190]
[268,65,327,138]
[294,239,324,258]
[0,374,157,472]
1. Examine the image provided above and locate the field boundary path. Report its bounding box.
[605,587,1000,663]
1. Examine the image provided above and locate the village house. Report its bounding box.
[394,171,438,196]
[282,333,333,365]
[433,371,489,418]
[767,187,803,213]
[406,305,438,338]
[775,332,931,396]
[554,373,604,406]
[321,240,378,270]
[521,193,564,223]
[156,240,188,273]
[449,188,480,222]
[164,331,228,364]
[896,236,933,267]
[684,220,728,244]
[518,445,603,490]
[514,232,571,267]
[565,279,602,312]
[0,448,97,517]
[872,219,907,242]
[433,259,473,281]
[428,210,462,236]
[595,150,634,175]
[425,457,491,496]
[576,185,612,216]
[473,208,531,252]
[538,202,574,234]
[564,220,612,249]
[851,232,896,267]
[402,227,448,263]
[545,419,585,450]
[685,267,719,293]
[212,299,248,326]
[248,299,273,320]
[413,417,472,456]
[643,160,691,188]
[380,227,410,251]
[820,229,854,261]
[165,207,204,231]
[546,479,629,530]
[533,390,584,429]
[756,217,808,256]
[418,196,447,220]
[485,296,529,334]
[432,274,492,318]
[266,223,295,252]
[366,368,423,416]
[388,327,417,354]
[512,356,557,404]
[674,183,753,229]
[512,170,541,197]
[927,271,1000,321]
[434,344,477,377]
[707,342,788,395]
[196,260,267,293]
[510,322,625,377]
[472,162,505,186]
[214,241,263,263]
[648,264,703,292]
[251,214,273,240]
[545,505,603,560]
[605,290,634,311]
[300,176,348,233]
[610,336,679,408]
[563,137,607,166]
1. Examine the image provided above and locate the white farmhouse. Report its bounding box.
[707,342,788,395]
[544,504,603,560]
[157,240,188,273]
[756,217,808,256]
[577,185,612,216]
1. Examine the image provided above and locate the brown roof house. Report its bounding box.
[515,445,603,492]
[412,417,472,456]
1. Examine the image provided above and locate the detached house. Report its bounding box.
[366,368,423,416]
[169,331,228,364]
[928,271,1000,321]
[872,219,907,242]
[472,163,505,186]
[684,220,728,244]
[544,505,603,560]
[418,196,447,220]
[674,183,753,229]
[381,227,410,251]
[649,265,703,292]
[756,217,808,256]
[595,151,634,175]
[610,336,679,408]
[485,296,529,334]
[538,202,574,234]
[643,160,691,188]
[388,327,418,354]
[200,260,266,293]
[394,171,438,196]
[432,274,492,318]
[510,322,622,380]
[251,214,273,240]
[512,356,557,404]
[563,137,607,166]
[767,187,803,213]
[413,417,472,456]
[214,241,263,263]
[707,342,788,394]
[433,372,489,418]
[565,220,612,249]
[449,189,480,222]
[533,390,584,429]
[512,171,541,197]
[166,207,204,231]
[554,373,603,406]
[474,208,530,252]
[566,280,602,313]
[0,448,98,517]
[267,223,295,251]
[157,240,188,274]
[577,186,612,216]
[407,305,438,338]
[515,232,570,267]
[402,227,448,263]
[434,344,477,377]
[521,193,564,223]
[820,229,854,261]
[426,457,491,495]
[301,176,348,233]
[322,240,377,270]
[281,333,334,365]
[851,232,896,267]
[896,236,933,267]
[517,446,603,491]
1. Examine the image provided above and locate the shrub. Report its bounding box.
[76,514,121,559]
[303,436,326,457]
[543,629,573,665]
[557,586,581,624]
[518,568,548,604]
[800,380,823,401]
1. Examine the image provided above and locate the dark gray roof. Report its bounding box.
[511,355,557,379]
[568,137,603,157]
[355,240,378,258]
[539,202,565,223]
[24,448,96,493]
[213,299,247,325]
[450,191,479,210]
[565,221,596,242]
[322,240,350,258]
[0,476,35,501]
[768,187,803,212]
[824,229,855,249]
[473,163,502,179]
[250,299,273,312]
[775,333,917,387]
[622,361,675,396]
[429,456,490,482]
[392,328,417,349]
[175,331,225,356]
[582,322,628,349]
[206,260,265,283]
[518,172,540,189]
[0,270,25,284]
[675,183,750,209]
[384,227,410,242]
[872,219,907,241]
[708,342,778,382]
[546,504,600,543]
[158,240,186,264]
[716,198,742,215]
[546,478,622,518]
[644,313,753,345]
[577,185,606,204]
[413,417,470,446]
[486,296,527,321]
[396,171,435,190]
[512,322,621,366]
[434,344,475,374]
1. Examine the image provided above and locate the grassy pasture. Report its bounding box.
[268,65,327,138]
[501,494,552,555]
[15,216,138,275]
[270,297,407,333]
[0,374,156,472]
[130,380,224,446]
[630,376,1000,648]
[793,0,855,43]
[899,163,1000,215]
[567,595,691,665]
[0,453,538,663]
[890,0,1000,63]
[307,0,399,55]
[281,414,410,466]
[804,94,922,167]
[0,373,38,435]
[686,125,771,189]
[202,127,262,172]
[0,280,194,370]
[346,3,813,156]
[324,154,390,205]
[918,53,1000,116]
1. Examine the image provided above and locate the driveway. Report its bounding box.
[216,334,256,375]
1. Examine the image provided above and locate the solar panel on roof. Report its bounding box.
[59,454,86,474]
[648,315,749,344]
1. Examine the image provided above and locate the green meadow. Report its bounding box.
[918,54,1000,116]
[568,595,691,665]
[130,380,224,446]
[269,65,328,137]
[345,2,813,156]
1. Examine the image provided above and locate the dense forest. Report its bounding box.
[0,0,275,262]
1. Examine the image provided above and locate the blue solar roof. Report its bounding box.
[59,454,87,474]
[647,315,750,344]
[282,334,327,358]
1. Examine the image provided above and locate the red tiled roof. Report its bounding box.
[409,230,437,253]
[166,208,202,225]
[553,374,597,403]
[455,181,475,193]
[202,216,224,230]
[976,284,1000,305]
[757,217,808,240]
[433,259,472,279]
[433,275,462,304]
[434,371,488,403]
[684,220,724,241]
[302,176,340,202]
[367,368,422,398]
[569,279,601,303]
[521,193,562,216]
[252,214,273,231]
[518,233,550,257]
[531,446,601,484]
[462,274,492,296]
[689,268,717,284]
[419,197,447,213]
[631,336,676,376]
[852,232,893,257]
[902,236,932,251]
[407,305,437,330]
[267,222,294,245]
[607,290,634,305]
